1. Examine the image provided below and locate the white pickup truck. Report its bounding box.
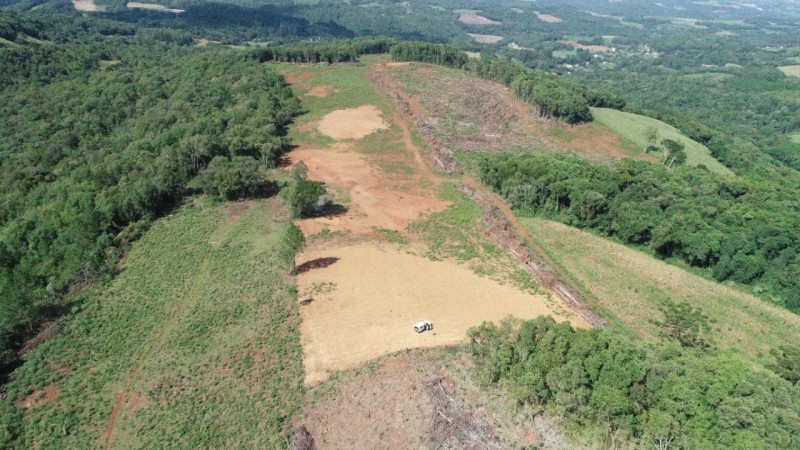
[413,320,433,333]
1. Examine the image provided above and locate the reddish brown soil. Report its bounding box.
[14,384,58,409]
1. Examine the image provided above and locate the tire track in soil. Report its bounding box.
[370,63,602,325]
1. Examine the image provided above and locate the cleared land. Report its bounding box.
[126,2,184,12]
[318,105,388,139]
[300,350,582,449]
[298,243,583,384]
[520,217,800,359]
[388,63,652,162]
[535,11,564,23]
[468,33,504,44]
[281,58,583,385]
[1,199,303,448]
[72,0,105,11]
[458,14,502,25]
[591,107,733,174]
[779,65,800,77]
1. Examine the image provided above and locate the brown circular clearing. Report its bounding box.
[318,105,389,140]
[297,242,586,384]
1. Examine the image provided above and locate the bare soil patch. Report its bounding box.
[72,0,105,11]
[779,65,800,77]
[318,105,389,140]
[297,242,583,384]
[458,14,502,25]
[535,11,563,23]
[289,145,447,236]
[14,384,58,409]
[304,85,333,97]
[468,33,504,44]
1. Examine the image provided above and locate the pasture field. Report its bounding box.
[0,199,303,449]
[519,217,800,360]
[591,107,734,174]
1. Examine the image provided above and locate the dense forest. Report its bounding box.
[470,316,800,449]
[0,15,300,373]
[478,154,800,312]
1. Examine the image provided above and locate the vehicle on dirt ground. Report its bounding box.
[413,320,433,333]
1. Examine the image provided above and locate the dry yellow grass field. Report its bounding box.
[520,217,800,358]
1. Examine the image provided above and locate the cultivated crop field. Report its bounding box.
[520,217,800,359]
[1,199,303,448]
[591,107,733,174]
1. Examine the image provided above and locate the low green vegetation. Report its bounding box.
[518,217,800,359]
[470,316,800,449]
[479,154,800,313]
[0,199,304,448]
[0,36,298,371]
[591,107,732,174]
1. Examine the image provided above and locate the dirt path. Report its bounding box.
[370,63,602,324]
[369,67,437,183]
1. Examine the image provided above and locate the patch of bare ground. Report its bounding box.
[388,63,655,162]
[465,51,481,59]
[72,0,105,11]
[559,40,612,53]
[281,70,314,84]
[535,11,563,23]
[468,33,504,44]
[458,14,502,25]
[304,85,333,97]
[317,105,389,139]
[299,350,593,449]
[14,384,58,409]
[289,145,447,236]
[296,242,584,384]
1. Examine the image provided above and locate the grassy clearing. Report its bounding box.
[591,107,733,175]
[279,58,395,147]
[778,65,800,77]
[790,132,800,143]
[1,198,303,449]
[519,217,800,361]
[408,184,541,296]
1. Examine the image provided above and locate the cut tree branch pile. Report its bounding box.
[459,183,606,327]
[416,117,463,174]
[425,376,503,450]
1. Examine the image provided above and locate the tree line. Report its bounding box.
[478,154,800,313]
[469,316,800,449]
